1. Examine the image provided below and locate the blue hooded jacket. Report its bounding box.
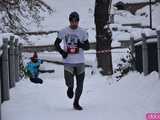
[26,59,43,78]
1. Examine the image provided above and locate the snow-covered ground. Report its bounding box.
[2,51,160,120]
[1,0,160,120]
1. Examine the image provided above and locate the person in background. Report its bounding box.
[54,11,90,110]
[25,51,43,84]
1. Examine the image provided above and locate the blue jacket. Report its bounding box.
[26,59,43,78]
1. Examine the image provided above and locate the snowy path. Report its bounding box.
[1,0,160,119]
[2,52,160,120]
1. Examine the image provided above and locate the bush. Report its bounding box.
[114,49,135,81]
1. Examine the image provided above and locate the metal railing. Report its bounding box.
[129,29,160,78]
[0,36,23,120]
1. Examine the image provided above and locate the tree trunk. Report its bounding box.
[94,0,113,75]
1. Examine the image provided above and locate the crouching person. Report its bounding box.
[25,52,43,84]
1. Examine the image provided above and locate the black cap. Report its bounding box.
[69,11,79,22]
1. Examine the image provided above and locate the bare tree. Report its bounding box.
[0,0,53,33]
[94,0,113,75]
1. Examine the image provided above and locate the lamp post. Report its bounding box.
[149,0,152,29]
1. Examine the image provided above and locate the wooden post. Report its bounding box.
[14,39,19,82]
[130,36,135,56]
[8,36,16,88]
[18,43,23,79]
[157,30,160,79]
[149,0,152,29]
[141,33,148,75]
[1,38,10,101]
[19,43,23,60]
[110,14,114,24]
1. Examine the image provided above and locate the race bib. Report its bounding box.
[67,46,79,54]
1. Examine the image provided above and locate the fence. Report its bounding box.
[130,29,160,78]
[0,36,23,120]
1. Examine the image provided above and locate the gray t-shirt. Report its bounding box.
[58,26,88,64]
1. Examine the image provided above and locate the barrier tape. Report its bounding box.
[96,49,111,54]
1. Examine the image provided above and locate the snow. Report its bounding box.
[136,3,160,28]
[157,26,160,31]
[2,51,160,120]
[135,38,157,46]
[34,0,96,44]
[1,0,160,120]
[114,3,160,29]
[24,33,58,46]
[0,1,160,46]
[111,40,121,47]
[114,10,146,25]
[112,30,130,41]
[0,0,95,46]
[141,28,157,37]
[0,33,27,47]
